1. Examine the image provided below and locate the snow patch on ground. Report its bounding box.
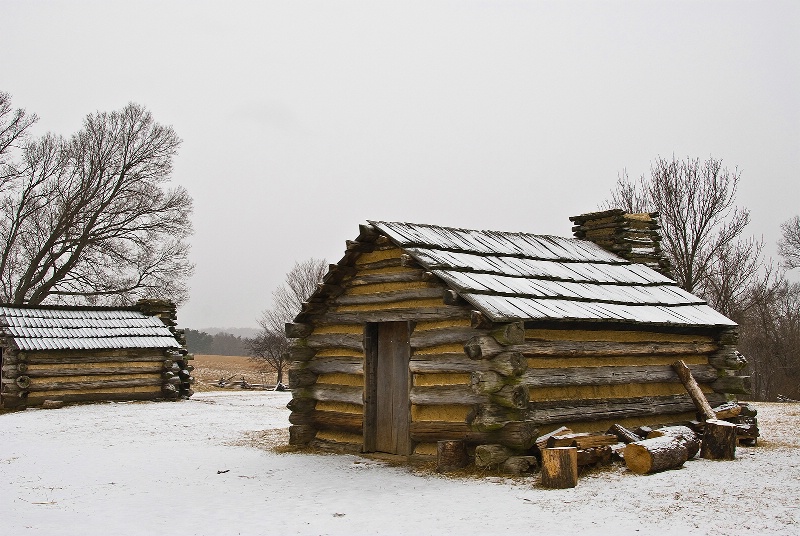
[1,393,798,535]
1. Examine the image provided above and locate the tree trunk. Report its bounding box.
[701,419,737,460]
[540,447,578,489]
[624,436,688,474]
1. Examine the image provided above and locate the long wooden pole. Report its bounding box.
[671,359,716,420]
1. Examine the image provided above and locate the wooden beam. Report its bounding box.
[671,359,716,420]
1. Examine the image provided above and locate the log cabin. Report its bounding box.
[286,211,746,461]
[0,299,192,410]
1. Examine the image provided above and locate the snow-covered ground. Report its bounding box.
[1,392,798,535]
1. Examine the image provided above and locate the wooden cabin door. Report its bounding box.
[364,322,411,455]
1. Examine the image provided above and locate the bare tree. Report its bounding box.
[250,258,327,385]
[0,94,193,306]
[606,155,750,295]
[702,237,777,322]
[778,215,800,270]
[248,329,291,385]
[0,92,37,186]
[739,280,800,400]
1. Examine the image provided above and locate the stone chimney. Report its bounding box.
[569,209,673,279]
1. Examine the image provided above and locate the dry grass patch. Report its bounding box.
[192,354,277,392]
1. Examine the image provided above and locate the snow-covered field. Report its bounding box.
[1,392,798,536]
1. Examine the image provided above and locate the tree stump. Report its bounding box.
[540,447,578,489]
[647,426,700,459]
[624,436,688,474]
[436,440,468,472]
[701,419,737,460]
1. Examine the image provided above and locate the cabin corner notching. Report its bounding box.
[286,218,745,461]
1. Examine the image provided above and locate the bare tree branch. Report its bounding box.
[0,95,193,306]
[604,155,749,295]
[779,215,800,270]
[249,258,327,385]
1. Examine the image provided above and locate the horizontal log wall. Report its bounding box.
[515,327,723,435]
[288,242,476,451]
[1,348,191,409]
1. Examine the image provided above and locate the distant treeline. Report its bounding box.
[185,329,250,356]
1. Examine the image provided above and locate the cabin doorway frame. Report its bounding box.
[363,321,411,455]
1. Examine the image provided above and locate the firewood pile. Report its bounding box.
[434,359,761,488]
[570,209,673,278]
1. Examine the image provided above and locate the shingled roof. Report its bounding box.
[299,221,734,328]
[0,305,182,351]
[370,221,735,326]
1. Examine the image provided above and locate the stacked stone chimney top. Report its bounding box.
[570,209,673,279]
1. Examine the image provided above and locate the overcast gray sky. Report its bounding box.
[2,1,798,329]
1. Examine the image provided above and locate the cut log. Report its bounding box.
[289,425,317,445]
[491,384,530,409]
[464,335,504,360]
[738,403,758,417]
[15,375,31,389]
[470,310,492,329]
[490,322,525,345]
[474,444,513,468]
[488,352,528,376]
[712,401,742,420]
[546,433,618,450]
[288,367,318,389]
[607,424,642,444]
[285,322,313,338]
[711,375,751,395]
[576,446,612,466]
[468,404,523,431]
[610,442,627,461]
[470,370,505,394]
[502,456,538,475]
[436,440,468,472]
[701,419,737,460]
[286,397,316,413]
[708,350,748,371]
[624,436,688,474]
[535,426,573,453]
[443,289,464,305]
[671,360,716,420]
[646,426,700,459]
[540,447,578,489]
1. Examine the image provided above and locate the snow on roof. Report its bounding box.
[0,305,182,351]
[369,221,736,327]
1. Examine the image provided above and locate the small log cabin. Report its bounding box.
[0,299,192,410]
[286,212,746,461]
